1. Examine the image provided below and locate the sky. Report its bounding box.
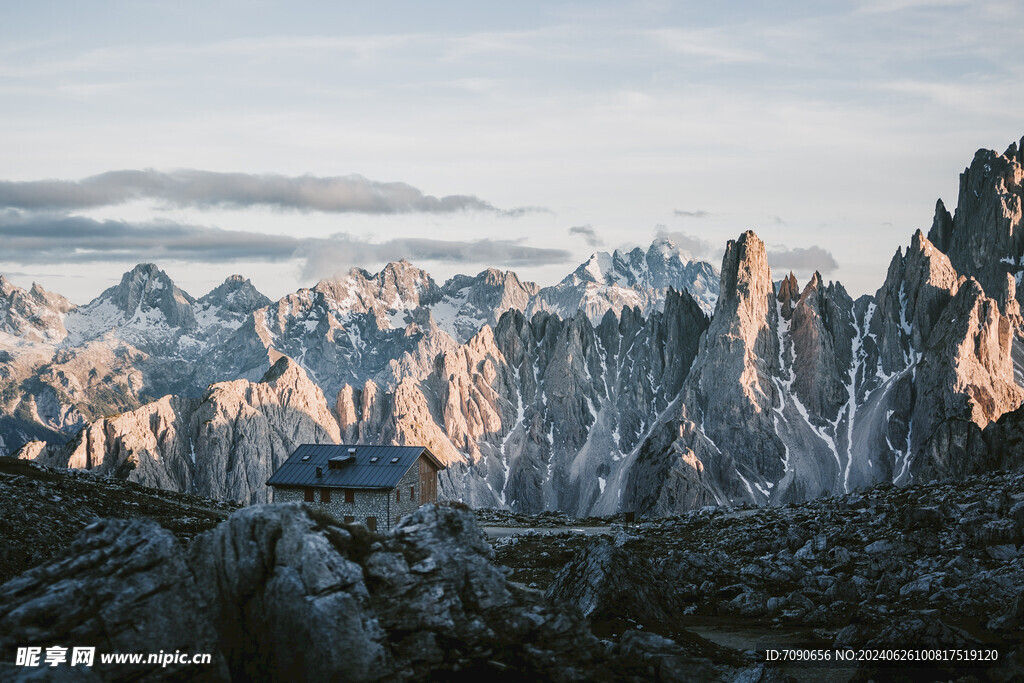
[1,0,1022,304]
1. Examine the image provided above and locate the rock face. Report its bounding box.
[625,221,1022,515]
[928,137,1024,316]
[4,138,1024,518]
[0,501,742,681]
[0,267,273,458]
[625,232,783,514]
[0,276,73,343]
[910,279,1022,480]
[188,503,600,680]
[436,268,540,342]
[1,241,720,513]
[14,285,712,515]
[26,356,340,504]
[332,288,709,515]
[625,232,858,514]
[545,535,688,628]
[0,518,230,681]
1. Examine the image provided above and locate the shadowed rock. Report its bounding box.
[0,518,229,681]
[1,501,745,681]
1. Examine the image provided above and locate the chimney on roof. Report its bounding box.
[315,466,323,478]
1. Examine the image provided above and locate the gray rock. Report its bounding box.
[545,536,676,624]
[927,138,1024,316]
[188,503,388,681]
[0,276,73,343]
[0,518,229,681]
[5,500,726,681]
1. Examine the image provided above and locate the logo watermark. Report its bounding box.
[15,646,212,669]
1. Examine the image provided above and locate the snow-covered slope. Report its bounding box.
[531,237,719,322]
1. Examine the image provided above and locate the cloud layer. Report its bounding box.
[0,212,572,280]
[568,224,604,247]
[655,229,718,260]
[0,170,532,215]
[766,245,839,275]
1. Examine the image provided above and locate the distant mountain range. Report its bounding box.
[5,137,1024,516]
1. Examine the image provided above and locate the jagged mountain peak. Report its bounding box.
[0,275,75,343]
[377,259,440,303]
[197,274,271,317]
[204,273,258,293]
[718,230,772,318]
[569,237,702,288]
[431,268,539,343]
[62,263,198,341]
[777,271,800,319]
[1003,135,1024,163]
[569,251,617,285]
[126,262,163,276]
[926,137,1024,311]
[312,260,440,312]
[0,275,66,306]
[108,263,195,316]
[804,271,824,291]
[478,267,535,290]
[536,237,720,323]
[649,234,691,258]
[928,198,954,251]
[871,228,963,376]
[440,267,537,297]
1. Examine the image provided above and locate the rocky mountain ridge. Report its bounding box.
[530,237,718,323]
[0,239,719,458]
[6,138,1024,517]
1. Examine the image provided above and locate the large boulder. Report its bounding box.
[1,502,729,681]
[0,518,228,681]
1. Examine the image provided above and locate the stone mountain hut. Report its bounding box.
[266,444,445,530]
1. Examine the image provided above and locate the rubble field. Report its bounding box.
[489,470,1024,681]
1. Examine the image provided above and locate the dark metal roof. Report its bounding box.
[266,444,444,489]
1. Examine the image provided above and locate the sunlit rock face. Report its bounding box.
[28,357,340,504]
[6,140,1024,517]
[928,137,1024,317]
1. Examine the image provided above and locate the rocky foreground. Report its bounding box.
[0,500,777,682]
[0,461,1022,681]
[491,469,1024,681]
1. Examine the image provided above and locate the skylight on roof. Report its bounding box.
[301,455,310,461]
[369,457,379,463]
[390,457,400,463]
